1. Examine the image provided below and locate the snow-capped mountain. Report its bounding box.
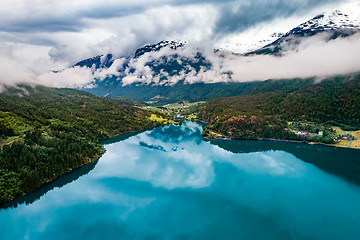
[134,40,186,58]
[73,40,186,69]
[249,10,360,55]
[74,54,114,69]
[74,40,216,98]
[216,32,284,54]
[290,10,359,34]
[71,10,360,101]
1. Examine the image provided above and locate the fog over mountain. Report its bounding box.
[0,0,359,89]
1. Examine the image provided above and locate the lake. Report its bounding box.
[1,121,360,239]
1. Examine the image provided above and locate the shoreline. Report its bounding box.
[0,124,162,208]
[262,138,360,149]
[2,122,358,208]
[202,121,360,150]
[0,152,103,209]
[205,135,360,150]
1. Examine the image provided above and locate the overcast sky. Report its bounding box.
[0,0,359,87]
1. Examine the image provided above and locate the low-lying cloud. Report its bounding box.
[224,32,360,82]
[0,0,360,91]
[1,32,360,91]
[89,32,360,86]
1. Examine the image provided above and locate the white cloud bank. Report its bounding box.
[0,1,359,90]
[223,32,360,82]
[93,32,360,86]
[1,32,360,90]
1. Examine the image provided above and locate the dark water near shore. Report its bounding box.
[1,121,360,239]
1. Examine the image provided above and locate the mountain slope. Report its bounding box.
[85,77,318,104]
[76,40,216,100]
[76,40,314,103]
[72,10,360,102]
[250,10,360,55]
[74,54,114,69]
[134,40,185,58]
[203,73,360,141]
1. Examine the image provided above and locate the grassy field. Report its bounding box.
[335,140,350,148]
[351,140,360,148]
[185,114,199,120]
[332,126,352,136]
[350,131,360,149]
[351,130,360,139]
[149,114,180,125]
[333,129,360,149]
[149,114,167,123]
[147,106,165,113]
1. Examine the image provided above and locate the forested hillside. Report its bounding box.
[0,85,161,205]
[203,74,360,141]
[87,78,314,104]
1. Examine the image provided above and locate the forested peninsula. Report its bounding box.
[0,85,162,205]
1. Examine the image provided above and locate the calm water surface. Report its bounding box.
[1,121,360,240]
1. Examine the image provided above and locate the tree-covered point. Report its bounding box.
[203,74,360,141]
[0,85,161,205]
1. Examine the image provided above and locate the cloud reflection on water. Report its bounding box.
[93,121,360,239]
[2,121,360,240]
[96,122,307,190]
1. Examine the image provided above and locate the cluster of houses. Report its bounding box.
[205,129,227,139]
[332,135,350,141]
[289,122,354,142]
[293,130,324,137]
[292,128,351,141]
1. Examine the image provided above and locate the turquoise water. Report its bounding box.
[1,121,360,239]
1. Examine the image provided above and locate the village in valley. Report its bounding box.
[141,101,203,122]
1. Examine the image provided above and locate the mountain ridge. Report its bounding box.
[249,10,360,55]
[71,9,360,101]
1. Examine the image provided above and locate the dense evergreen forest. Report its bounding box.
[203,74,360,141]
[0,85,161,205]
